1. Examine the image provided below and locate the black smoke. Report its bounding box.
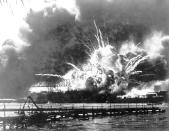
[0,46,34,98]
[1,0,169,98]
[128,56,168,89]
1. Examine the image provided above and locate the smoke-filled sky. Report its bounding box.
[0,0,169,98]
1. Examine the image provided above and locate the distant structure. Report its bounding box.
[30,75,71,93]
[117,90,168,103]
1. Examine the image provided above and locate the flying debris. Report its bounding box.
[35,73,64,79]
[35,27,168,96]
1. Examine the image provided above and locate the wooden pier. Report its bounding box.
[0,103,166,129]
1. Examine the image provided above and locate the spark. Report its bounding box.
[34,27,168,97]
[66,62,81,71]
[35,73,64,79]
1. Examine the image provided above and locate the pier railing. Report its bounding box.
[0,103,166,130]
[0,103,166,115]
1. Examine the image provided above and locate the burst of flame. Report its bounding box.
[121,88,154,98]
[34,28,168,97]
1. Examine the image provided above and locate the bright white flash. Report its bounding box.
[34,26,168,96]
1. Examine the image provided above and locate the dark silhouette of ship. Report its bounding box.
[30,89,168,104]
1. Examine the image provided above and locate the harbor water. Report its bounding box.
[0,103,168,131]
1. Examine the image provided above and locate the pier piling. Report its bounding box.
[0,103,166,129]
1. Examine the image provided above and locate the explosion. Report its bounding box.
[36,27,168,97]
[2,0,169,98]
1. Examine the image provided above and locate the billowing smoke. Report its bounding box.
[0,41,34,98]
[1,0,169,98]
[50,29,168,95]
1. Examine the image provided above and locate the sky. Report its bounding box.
[0,0,169,98]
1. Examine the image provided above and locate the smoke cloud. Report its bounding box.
[0,0,169,98]
[77,0,169,32]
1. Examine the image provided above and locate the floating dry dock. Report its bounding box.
[0,103,167,129]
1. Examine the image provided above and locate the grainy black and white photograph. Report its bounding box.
[0,0,169,130]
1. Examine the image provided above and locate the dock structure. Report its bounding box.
[0,103,166,129]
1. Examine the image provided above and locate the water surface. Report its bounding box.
[0,103,168,131]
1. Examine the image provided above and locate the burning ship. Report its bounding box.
[30,26,169,104]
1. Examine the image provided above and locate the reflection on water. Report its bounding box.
[2,109,168,131]
[46,111,169,131]
[0,103,169,131]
